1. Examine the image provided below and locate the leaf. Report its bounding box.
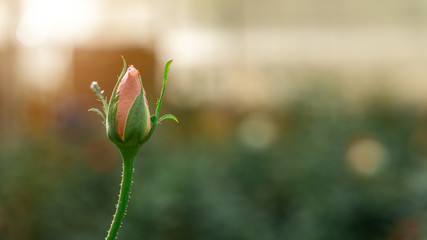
[155,60,173,119]
[157,114,179,125]
[139,61,175,146]
[163,59,173,83]
[89,108,106,122]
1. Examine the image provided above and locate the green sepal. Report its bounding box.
[107,57,127,144]
[91,82,108,113]
[157,114,179,124]
[122,92,150,147]
[138,74,143,91]
[108,57,127,110]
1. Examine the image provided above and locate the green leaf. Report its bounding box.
[163,59,173,83]
[89,108,106,122]
[138,60,175,146]
[157,114,179,124]
[155,60,173,119]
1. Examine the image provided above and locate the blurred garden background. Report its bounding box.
[2,0,427,239]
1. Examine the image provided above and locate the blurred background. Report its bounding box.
[1,0,427,239]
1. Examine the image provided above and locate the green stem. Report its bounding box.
[106,147,139,240]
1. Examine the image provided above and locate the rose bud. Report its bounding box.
[107,65,151,147]
[91,58,177,151]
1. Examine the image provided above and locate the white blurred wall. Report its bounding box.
[1,0,427,112]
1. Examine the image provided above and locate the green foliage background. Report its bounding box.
[1,89,427,239]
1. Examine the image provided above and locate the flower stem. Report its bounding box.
[106,147,139,240]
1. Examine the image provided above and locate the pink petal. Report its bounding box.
[116,65,141,138]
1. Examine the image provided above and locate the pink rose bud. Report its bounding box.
[107,65,151,147]
[90,58,176,149]
[116,66,150,139]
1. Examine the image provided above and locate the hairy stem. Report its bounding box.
[106,147,139,240]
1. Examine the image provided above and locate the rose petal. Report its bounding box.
[116,65,141,138]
